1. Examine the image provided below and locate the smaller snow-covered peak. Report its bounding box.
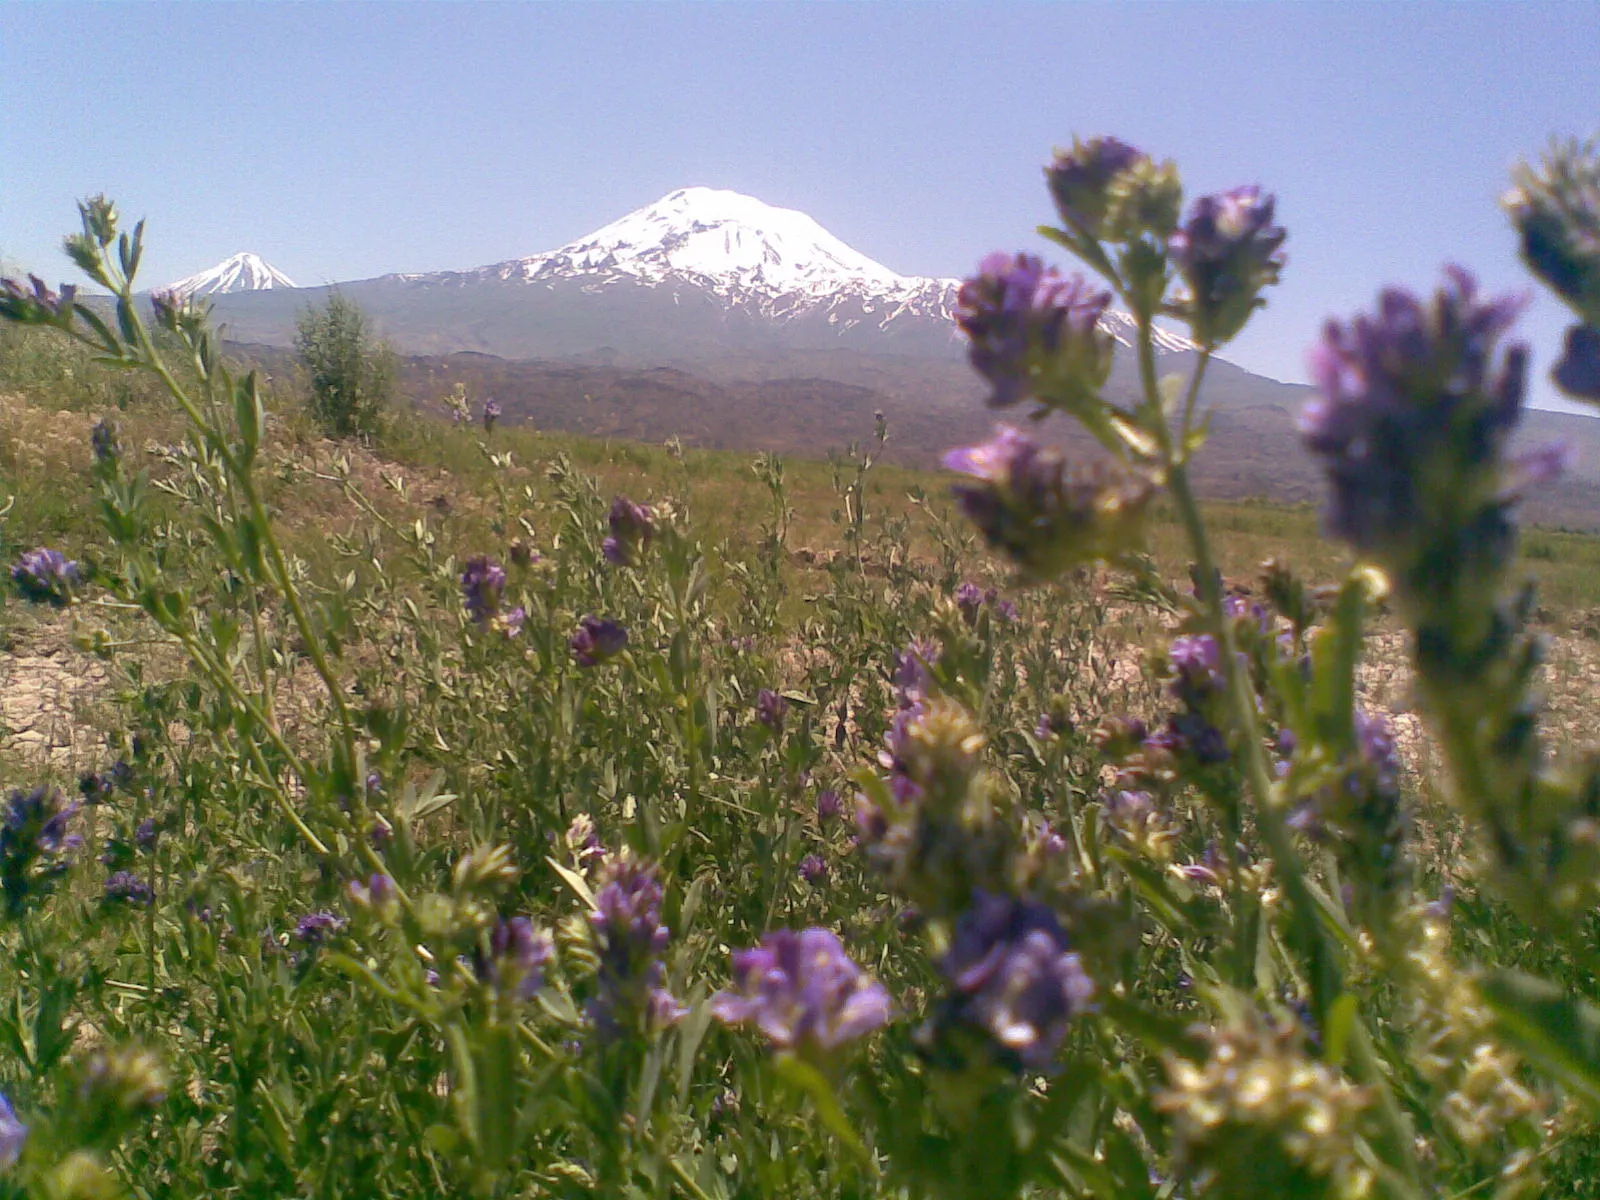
[166,253,296,297]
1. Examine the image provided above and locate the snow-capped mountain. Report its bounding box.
[203,188,1195,362]
[393,187,1194,353]
[166,252,296,298]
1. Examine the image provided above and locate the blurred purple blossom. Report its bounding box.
[570,616,628,667]
[710,928,891,1057]
[459,556,507,626]
[1046,137,1148,237]
[104,871,153,906]
[945,425,1148,579]
[1169,186,1287,347]
[588,857,682,1037]
[474,916,553,1001]
[955,252,1114,409]
[11,548,81,606]
[294,911,347,944]
[930,892,1094,1070]
[756,687,789,732]
[1300,267,1531,580]
[799,854,830,885]
[603,496,655,566]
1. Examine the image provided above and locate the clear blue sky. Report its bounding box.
[3,2,1598,410]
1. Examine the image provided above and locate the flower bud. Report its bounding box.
[1046,137,1149,239]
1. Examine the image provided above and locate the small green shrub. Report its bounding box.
[294,290,395,439]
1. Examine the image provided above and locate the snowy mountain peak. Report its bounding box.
[501,187,913,296]
[400,188,1195,355]
[166,253,296,298]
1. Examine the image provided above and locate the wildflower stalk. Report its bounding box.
[1136,317,1426,1193]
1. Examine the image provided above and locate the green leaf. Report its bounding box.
[772,1055,871,1163]
[1480,969,1600,1108]
[546,857,597,910]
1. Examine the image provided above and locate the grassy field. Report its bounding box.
[6,312,1600,1197]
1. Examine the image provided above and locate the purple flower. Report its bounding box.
[11,548,81,607]
[799,854,829,885]
[816,790,843,822]
[756,687,789,732]
[1167,634,1224,705]
[955,253,1114,410]
[588,857,680,1036]
[91,418,121,464]
[0,1093,26,1170]
[893,641,939,707]
[482,398,502,431]
[474,916,553,1001]
[501,605,527,638]
[293,911,347,944]
[1,786,81,912]
[347,873,398,915]
[1046,137,1149,237]
[1300,267,1530,596]
[955,582,986,624]
[0,274,77,324]
[134,818,158,850]
[944,426,1149,580]
[710,928,891,1057]
[928,892,1095,1070]
[104,871,153,906]
[1169,186,1287,347]
[603,496,655,567]
[570,616,628,667]
[459,556,507,626]
[1554,324,1600,401]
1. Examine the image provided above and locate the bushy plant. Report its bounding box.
[294,289,396,439]
[0,129,1597,1199]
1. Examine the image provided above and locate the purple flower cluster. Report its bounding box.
[955,252,1114,411]
[0,274,77,324]
[1046,137,1148,238]
[570,616,628,667]
[925,892,1095,1070]
[955,581,1018,626]
[755,687,789,732]
[482,398,502,431]
[1169,185,1287,347]
[588,857,685,1037]
[459,556,507,626]
[944,426,1149,580]
[798,854,829,885]
[104,871,153,906]
[347,872,399,917]
[11,547,81,607]
[91,418,121,464]
[1300,267,1536,606]
[602,496,655,567]
[294,911,347,944]
[1,786,81,912]
[474,916,553,1002]
[710,928,891,1058]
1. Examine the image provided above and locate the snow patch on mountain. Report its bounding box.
[167,253,296,297]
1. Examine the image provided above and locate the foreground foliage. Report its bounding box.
[0,134,1598,1198]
